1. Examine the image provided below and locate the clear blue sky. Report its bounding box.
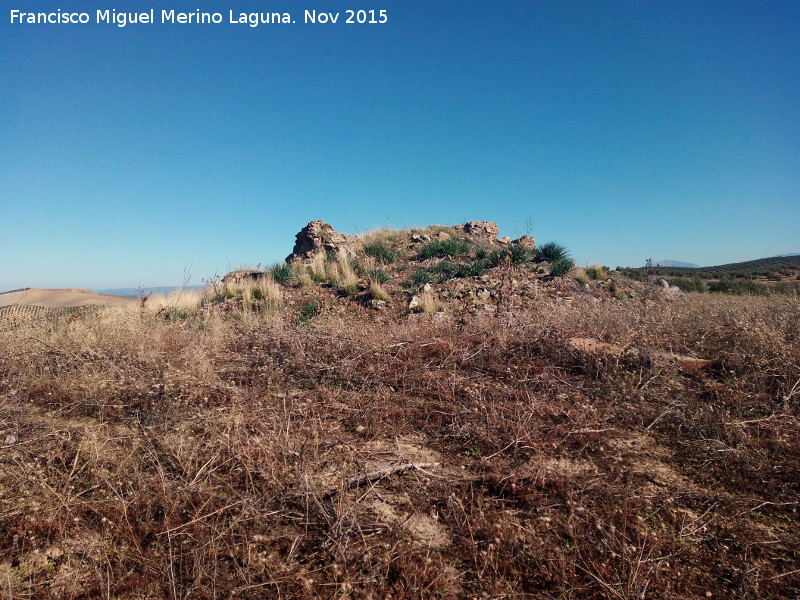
[2,0,798,289]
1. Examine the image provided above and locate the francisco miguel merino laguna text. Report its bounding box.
[9,8,389,27]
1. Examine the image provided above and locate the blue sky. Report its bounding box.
[2,0,798,289]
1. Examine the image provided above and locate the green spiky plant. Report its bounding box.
[550,258,573,277]
[269,262,294,284]
[490,245,530,266]
[363,243,397,265]
[536,242,571,263]
[418,238,472,260]
[368,268,391,284]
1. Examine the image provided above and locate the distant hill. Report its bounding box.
[0,288,139,320]
[643,260,700,268]
[629,255,800,280]
[93,285,205,298]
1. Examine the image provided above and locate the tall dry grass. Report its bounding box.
[0,292,797,598]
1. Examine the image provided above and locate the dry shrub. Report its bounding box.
[296,268,314,287]
[0,292,798,598]
[355,227,409,248]
[418,291,437,313]
[336,251,359,295]
[310,252,327,281]
[368,280,390,301]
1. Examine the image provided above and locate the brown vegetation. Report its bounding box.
[1,223,798,598]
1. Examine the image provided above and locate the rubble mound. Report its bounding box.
[222,269,265,285]
[452,221,502,244]
[218,219,685,321]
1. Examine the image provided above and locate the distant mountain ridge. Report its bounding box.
[636,255,800,278]
[93,285,205,298]
[644,260,700,268]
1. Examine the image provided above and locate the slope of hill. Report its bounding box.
[0,221,797,599]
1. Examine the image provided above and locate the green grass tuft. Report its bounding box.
[363,243,398,264]
[368,268,391,284]
[490,245,530,266]
[269,262,294,284]
[418,238,472,260]
[299,299,320,322]
[550,258,573,277]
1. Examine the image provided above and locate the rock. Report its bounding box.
[286,220,352,264]
[655,278,670,289]
[435,231,452,241]
[411,234,432,244]
[422,283,433,292]
[408,296,422,312]
[369,299,388,310]
[453,221,500,243]
[511,235,536,249]
[475,287,491,300]
[498,236,511,245]
[569,337,624,355]
[570,337,709,373]
[222,269,264,285]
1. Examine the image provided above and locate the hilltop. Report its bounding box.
[212,219,680,323]
[0,220,797,599]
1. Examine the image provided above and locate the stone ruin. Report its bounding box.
[285,220,354,265]
[283,219,534,265]
[452,221,501,242]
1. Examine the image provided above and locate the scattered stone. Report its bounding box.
[569,337,710,372]
[222,269,264,285]
[511,235,536,248]
[475,287,491,301]
[453,221,500,243]
[369,300,388,310]
[569,337,625,356]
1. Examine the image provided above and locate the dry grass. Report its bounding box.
[334,251,359,295]
[310,253,327,282]
[368,280,390,302]
[418,290,437,313]
[296,269,314,288]
[0,291,798,598]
